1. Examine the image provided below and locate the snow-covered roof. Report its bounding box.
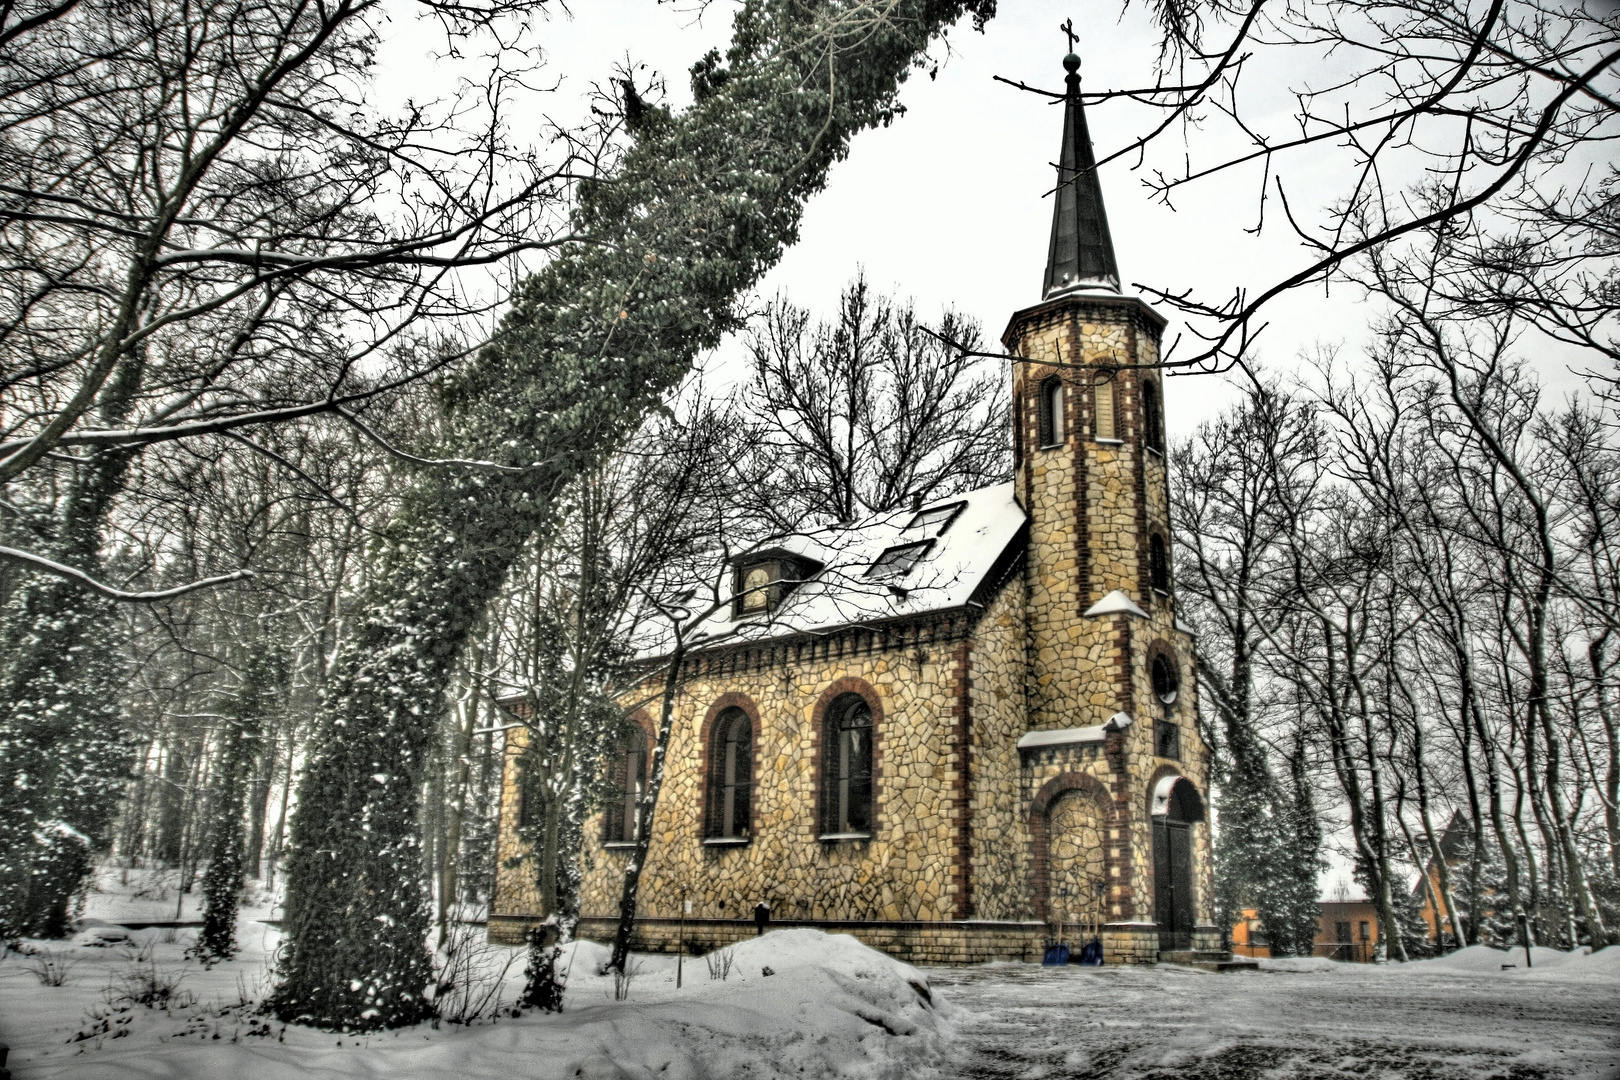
[1016,712,1132,751]
[1084,590,1148,618]
[669,482,1026,656]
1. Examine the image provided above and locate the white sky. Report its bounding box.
[378,0,1596,437]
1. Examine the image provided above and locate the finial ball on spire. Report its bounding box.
[1062,53,1081,73]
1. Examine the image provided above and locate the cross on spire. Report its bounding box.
[1061,17,1078,53]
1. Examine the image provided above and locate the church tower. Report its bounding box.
[1004,51,1216,959]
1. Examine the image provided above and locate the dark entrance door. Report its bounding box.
[1153,818,1194,951]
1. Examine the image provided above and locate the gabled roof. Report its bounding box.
[669,482,1026,655]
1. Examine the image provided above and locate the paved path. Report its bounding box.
[924,960,1620,1080]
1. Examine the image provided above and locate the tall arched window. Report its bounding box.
[1142,377,1164,453]
[820,695,873,836]
[706,707,753,839]
[1149,533,1171,593]
[1094,373,1116,439]
[604,725,648,844]
[518,756,544,832]
[1037,375,1064,447]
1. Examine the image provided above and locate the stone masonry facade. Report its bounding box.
[488,290,1218,966]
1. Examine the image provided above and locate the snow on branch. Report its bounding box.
[0,545,254,602]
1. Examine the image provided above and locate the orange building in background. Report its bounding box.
[1230,899,1381,962]
[1413,815,1475,947]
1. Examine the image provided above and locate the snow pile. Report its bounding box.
[1255,955,1342,973]
[1,903,951,1080]
[1401,943,1593,975]
[1532,944,1620,983]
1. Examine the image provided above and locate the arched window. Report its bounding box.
[1141,378,1164,453]
[820,695,873,836]
[1094,373,1116,440]
[1151,653,1180,707]
[604,725,648,844]
[1037,375,1064,447]
[1149,533,1171,593]
[518,756,544,832]
[706,707,753,839]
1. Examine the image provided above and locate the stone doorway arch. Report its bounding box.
[1029,773,1113,935]
[1047,791,1107,935]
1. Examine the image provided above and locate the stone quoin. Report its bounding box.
[488,47,1219,966]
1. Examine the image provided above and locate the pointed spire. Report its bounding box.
[1043,52,1120,298]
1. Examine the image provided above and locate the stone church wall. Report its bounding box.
[491,612,990,943]
[962,573,1034,921]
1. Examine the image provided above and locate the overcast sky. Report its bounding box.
[380,0,1594,444]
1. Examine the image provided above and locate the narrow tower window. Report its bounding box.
[1142,378,1164,453]
[1149,533,1171,593]
[1094,373,1116,439]
[1037,375,1064,447]
[821,695,873,836]
[605,725,648,844]
[707,707,753,839]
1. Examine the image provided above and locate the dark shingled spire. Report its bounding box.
[1043,52,1120,298]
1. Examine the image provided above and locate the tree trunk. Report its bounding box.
[438,657,480,947]
[610,647,685,973]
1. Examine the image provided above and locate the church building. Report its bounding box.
[489,51,1220,965]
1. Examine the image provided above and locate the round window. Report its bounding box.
[1151,654,1179,705]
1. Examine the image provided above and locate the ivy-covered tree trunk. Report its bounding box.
[0,453,139,940]
[199,650,282,961]
[270,0,996,1030]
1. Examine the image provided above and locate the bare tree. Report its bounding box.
[999,0,1618,378]
[740,272,1010,529]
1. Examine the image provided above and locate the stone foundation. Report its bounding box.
[490,913,1177,967]
[1191,923,1223,953]
[1101,921,1161,964]
[490,914,1048,966]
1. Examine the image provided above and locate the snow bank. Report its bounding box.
[1255,956,1342,973]
[1400,943,1593,975]
[1532,944,1620,983]
[0,905,951,1080]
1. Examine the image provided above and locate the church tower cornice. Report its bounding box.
[1000,291,1164,352]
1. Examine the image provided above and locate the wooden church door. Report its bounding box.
[1152,817,1194,951]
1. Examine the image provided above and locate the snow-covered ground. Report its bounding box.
[3,869,1616,1079]
[0,869,951,1079]
[930,945,1620,1080]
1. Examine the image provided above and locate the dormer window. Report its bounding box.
[732,552,817,618]
[905,502,965,535]
[865,540,933,581]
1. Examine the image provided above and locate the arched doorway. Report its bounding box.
[1045,790,1106,937]
[1150,776,1205,951]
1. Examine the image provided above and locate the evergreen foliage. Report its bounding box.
[0,482,137,940]
[198,648,284,962]
[271,0,998,1030]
